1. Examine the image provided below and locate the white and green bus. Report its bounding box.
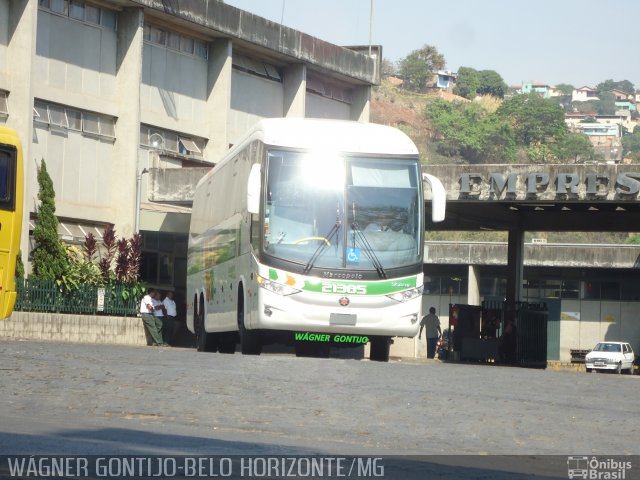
[186,118,445,361]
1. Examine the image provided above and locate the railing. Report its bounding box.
[15,279,138,317]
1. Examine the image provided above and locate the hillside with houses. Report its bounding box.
[374,46,640,166]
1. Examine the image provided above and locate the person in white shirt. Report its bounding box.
[139,288,165,346]
[418,307,442,359]
[161,291,178,346]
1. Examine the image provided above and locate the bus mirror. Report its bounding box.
[247,164,261,214]
[422,173,446,222]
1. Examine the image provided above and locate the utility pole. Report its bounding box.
[368,0,373,57]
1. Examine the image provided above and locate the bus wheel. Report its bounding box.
[238,289,261,355]
[218,332,237,354]
[369,336,391,362]
[196,297,218,353]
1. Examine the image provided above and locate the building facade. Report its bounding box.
[0,0,380,304]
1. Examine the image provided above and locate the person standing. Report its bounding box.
[162,291,178,346]
[151,290,168,346]
[419,307,442,359]
[140,288,164,346]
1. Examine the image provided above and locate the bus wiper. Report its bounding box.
[351,222,387,279]
[302,210,342,274]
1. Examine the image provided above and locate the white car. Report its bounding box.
[585,342,635,374]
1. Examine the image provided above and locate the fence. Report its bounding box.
[15,279,138,317]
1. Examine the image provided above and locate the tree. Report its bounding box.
[424,98,516,163]
[476,70,508,98]
[380,58,396,78]
[622,129,640,162]
[453,67,480,99]
[31,159,69,280]
[555,83,574,96]
[398,44,445,91]
[591,91,616,115]
[496,93,567,146]
[596,79,635,95]
[552,133,596,163]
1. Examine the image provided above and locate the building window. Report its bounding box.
[306,74,353,103]
[85,4,100,24]
[144,23,207,60]
[33,99,116,140]
[69,0,84,20]
[0,91,8,117]
[140,124,206,159]
[39,0,117,31]
[232,54,281,82]
[51,0,68,15]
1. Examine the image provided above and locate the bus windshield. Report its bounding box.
[263,150,422,272]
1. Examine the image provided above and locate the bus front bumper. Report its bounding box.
[253,289,421,337]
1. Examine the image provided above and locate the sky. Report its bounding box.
[223,0,640,89]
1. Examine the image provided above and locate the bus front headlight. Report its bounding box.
[256,275,301,296]
[386,285,424,303]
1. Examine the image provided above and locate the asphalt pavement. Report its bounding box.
[0,339,638,478]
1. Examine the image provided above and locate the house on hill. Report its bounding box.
[572,86,599,102]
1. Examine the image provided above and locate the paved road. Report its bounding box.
[0,339,638,477]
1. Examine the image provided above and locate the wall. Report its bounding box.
[0,0,8,88]
[0,311,147,345]
[558,299,640,362]
[34,10,117,111]
[30,124,114,221]
[140,42,208,136]
[227,70,283,145]
[305,93,351,120]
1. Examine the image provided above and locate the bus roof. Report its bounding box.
[232,118,419,157]
[0,126,21,146]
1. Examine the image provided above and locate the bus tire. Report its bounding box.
[196,295,218,353]
[370,336,391,362]
[218,332,237,354]
[238,287,261,355]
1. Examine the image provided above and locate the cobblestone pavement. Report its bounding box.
[0,339,638,458]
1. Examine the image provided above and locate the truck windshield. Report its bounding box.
[263,150,421,271]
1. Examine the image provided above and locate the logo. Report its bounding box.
[338,297,350,306]
[567,456,632,479]
[347,247,361,263]
[322,272,363,279]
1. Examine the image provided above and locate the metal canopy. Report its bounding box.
[426,201,640,232]
[422,164,640,312]
[424,164,640,232]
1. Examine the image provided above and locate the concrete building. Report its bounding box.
[402,163,640,363]
[0,0,379,301]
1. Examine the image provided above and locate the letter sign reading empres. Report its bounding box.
[457,171,640,200]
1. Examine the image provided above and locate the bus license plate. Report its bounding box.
[330,313,357,326]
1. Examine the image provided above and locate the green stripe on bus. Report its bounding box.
[302,276,417,295]
[269,268,279,281]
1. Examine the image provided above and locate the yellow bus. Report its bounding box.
[0,126,24,319]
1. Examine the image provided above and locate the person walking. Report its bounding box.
[419,307,442,359]
[140,288,165,346]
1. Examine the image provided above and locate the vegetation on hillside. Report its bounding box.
[424,93,597,164]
